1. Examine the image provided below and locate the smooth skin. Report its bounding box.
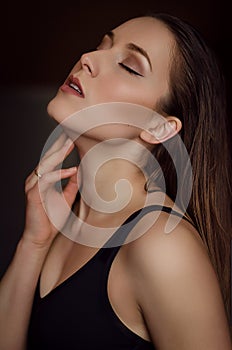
[0,17,231,350]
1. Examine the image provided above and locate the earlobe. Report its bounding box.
[140,116,182,145]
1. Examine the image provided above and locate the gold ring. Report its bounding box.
[34,168,42,179]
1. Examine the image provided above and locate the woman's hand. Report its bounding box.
[23,133,78,248]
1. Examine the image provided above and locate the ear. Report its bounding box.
[140,116,182,145]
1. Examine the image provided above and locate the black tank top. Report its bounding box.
[27,205,191,350]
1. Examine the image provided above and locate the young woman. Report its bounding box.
[0,13,231,350]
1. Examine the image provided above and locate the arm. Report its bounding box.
[129,215,232,349]
[0,239,51,350]
[0,133,78,350]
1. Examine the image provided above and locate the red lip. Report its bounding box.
[60,75,85,98]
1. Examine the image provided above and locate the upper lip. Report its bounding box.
[66,75,85,97]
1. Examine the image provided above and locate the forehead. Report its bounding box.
[112,17,175,66]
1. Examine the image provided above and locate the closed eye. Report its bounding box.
[118,63,143,77]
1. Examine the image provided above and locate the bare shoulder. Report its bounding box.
[125,211,232,349]
[126,210,210,273]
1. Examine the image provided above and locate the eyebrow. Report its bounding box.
[105,31,152,71]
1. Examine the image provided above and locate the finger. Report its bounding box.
[63,172,79,207]
[25,142,76,192]
[37,166,78,196]
[37,138,75,175]
[25,139,75,192]
[25,134,72,184]
[25,165,45,188]
[25,171,36,186]
[25,170,41,192]
[42,132,68,159]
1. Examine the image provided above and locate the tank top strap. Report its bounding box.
[102,204,192,249]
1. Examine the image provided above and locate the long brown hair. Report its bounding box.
[148,13,231,322]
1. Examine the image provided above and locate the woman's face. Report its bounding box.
[47,17,174,123]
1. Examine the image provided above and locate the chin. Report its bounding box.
[47,96,59,118]
[46,93,75,124]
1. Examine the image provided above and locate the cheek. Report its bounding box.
[92,77,156,109]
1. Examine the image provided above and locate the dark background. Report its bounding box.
[0,0,231,278]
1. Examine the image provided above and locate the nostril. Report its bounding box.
[81,54,96,76]
[84,64,92,74]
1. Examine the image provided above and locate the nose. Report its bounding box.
[80,52,99,77]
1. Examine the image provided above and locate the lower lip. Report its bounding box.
[60,84,84,98]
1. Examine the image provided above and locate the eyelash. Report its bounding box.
[118,63,143,77]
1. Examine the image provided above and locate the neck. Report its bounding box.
[75,137,149,222]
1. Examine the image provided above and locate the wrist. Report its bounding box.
[20,229,54,250]
[18,234,52,256]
